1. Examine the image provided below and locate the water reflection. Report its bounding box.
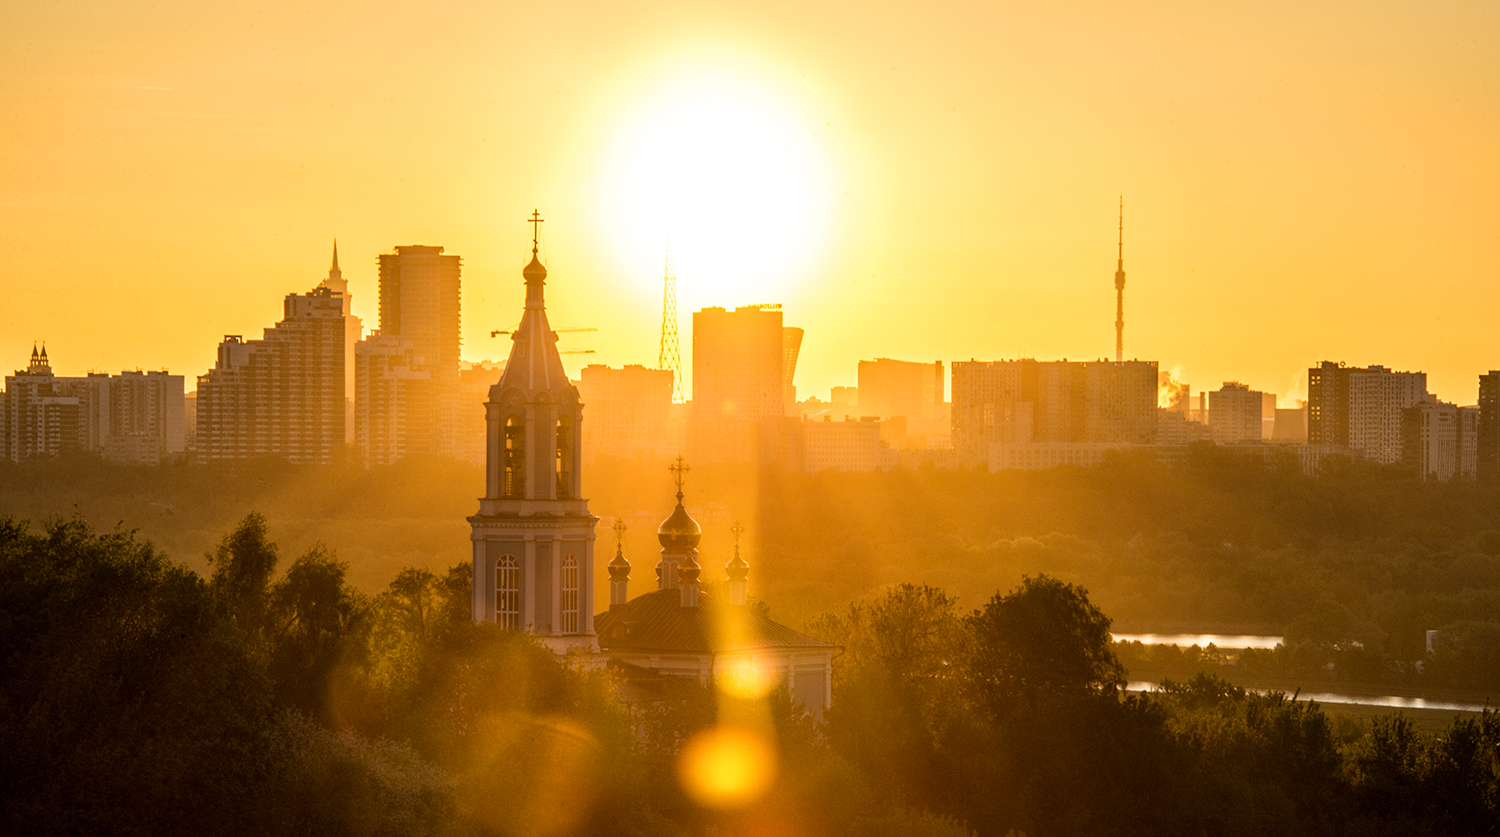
[1127,681,1491,713]
[1114,633,1283,649]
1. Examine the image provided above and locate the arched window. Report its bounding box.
[503,417,524,498]
[496,555,520,629]
[555,416,572,499]
[560,554,579,633]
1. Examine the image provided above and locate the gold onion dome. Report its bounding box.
[726,550,749,583]
[607,542,631,581]
[657,498,701,552]
[678,551,702,585]
[522,252,547,282]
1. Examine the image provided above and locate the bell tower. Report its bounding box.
[469,211,596,653]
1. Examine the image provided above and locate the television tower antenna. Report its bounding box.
[1114,196,1126,364]
[659,245,683,402]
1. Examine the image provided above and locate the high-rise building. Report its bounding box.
[782,327,804,413]
[197,285,345,463]
[469,220,597,654]
[355,333,433,465]
[1401,399,1475,482]
[3,346,184,464]
[1209,381,1266,444]
[693,305,787,421]
[858,358,944,420]
[951,358,1157,460]
[690,304,799,462]
[578,364,675,464]
[317,242,364,443]
[4,346,83,460]
[357,245,462,461]
[1309,362,1427,464]
[1478,372,1500,480]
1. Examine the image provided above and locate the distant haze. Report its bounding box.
[2,1,1497,403]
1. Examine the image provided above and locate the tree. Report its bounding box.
[206,511,279,641]
[266,546,368,720]
[0,516,275,836]
[964,574,1124,715]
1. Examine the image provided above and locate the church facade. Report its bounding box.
[468,217,597,655]
[470,217,833,714]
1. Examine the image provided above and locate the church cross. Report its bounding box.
[528,209,544,255]
[669,455,691,501]
[730,521,744,547]
[613,519,627,543]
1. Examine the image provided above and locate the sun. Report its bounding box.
[599,72,831,307]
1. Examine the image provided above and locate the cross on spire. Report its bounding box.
[669,455,691,502]
[529,209,544,256]
[613,518,627,542]
[730,521,744,551]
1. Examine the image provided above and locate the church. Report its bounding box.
[468,216,833,716]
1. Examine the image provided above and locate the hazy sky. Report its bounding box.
[3,1,1496,405]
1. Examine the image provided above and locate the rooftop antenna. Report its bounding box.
[1114,196,1126,363]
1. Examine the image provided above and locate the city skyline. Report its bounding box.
[3,2,1498,406]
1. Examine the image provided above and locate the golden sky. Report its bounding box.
[2,1,1496,405]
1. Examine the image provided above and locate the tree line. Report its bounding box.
[3,512,1497,835]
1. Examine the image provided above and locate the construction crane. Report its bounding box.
[490,326,597,338]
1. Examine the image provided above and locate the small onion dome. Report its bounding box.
[678,551,702,585]
[657,501,702,552]
[522,252,547,283]
[607,543,631,581]
[726,550,749,583]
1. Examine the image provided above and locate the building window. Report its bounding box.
[504,417,524,498]
[561,554,579,633]
[555,416,572,499]
[497,555,520,629]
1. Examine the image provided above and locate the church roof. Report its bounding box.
[595,589,833,655]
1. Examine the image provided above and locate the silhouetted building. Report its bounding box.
[1157,409,1213,445]
[1479,371,1500,480]
[691,305,801,462]
[3,346,184,464]
[1209,382,1265,444]
[318,242,364,443]
[858,358,944,420]
[93,369,186,464]
[783,327,804,411]
[595,470,834,719]
[4,346,83,460]
[1402,399,1476,482]
[355,333,433,465]
[456,361,504,466]
[197,286,345,463]
[469,226,596,653]
[359,245,462,461]
[1272,403,1309,442]
[798,416,889,473]
[951,358,1157,461]
[578,364,676,464]
[1309,362,1427,464]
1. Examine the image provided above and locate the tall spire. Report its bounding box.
[329,239,342,283]
[1114,196,1126,364]
[659,244,683,403]
[522,209,548,310]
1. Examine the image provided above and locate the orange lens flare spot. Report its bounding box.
[716,660,774,700]
[676,725,778,809]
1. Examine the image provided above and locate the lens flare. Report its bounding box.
[676,724,778,809]
[715,658,775,700]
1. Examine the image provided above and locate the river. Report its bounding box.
[1114,633,1492,713]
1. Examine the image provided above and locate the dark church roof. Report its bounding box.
[595,589,833,655]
